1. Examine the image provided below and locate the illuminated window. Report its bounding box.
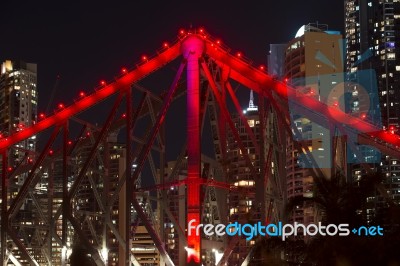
[248,119,255,127]
[388,53,396,59]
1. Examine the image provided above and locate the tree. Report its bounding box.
[284,171,400,265]
[69,243,95,266]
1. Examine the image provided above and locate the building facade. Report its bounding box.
[0,60,37,179]
[284,24,344,228]
[345,0,400,222]
[0,60,38,264]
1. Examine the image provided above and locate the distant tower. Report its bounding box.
[247,90,258,112]
[0,60,38,163]
[284,23,344,229]
[0,60,37,202]
[267,43,287,79]
[345,0,400,222]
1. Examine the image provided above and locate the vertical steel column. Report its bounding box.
[257,96,266,224]
[103,139,110,265]
[62,123,68,266]
[125,89,132,266]
[159,123,166,257]
[48,161,54,265]
[181,35,204,265]
[1,151,7,266]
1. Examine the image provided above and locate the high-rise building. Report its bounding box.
[345,0,400,222]
[284,24,344,227]
[0,60,38,264]
[225,92,261,265]
[268,43,287,79]
[0,60,38,160]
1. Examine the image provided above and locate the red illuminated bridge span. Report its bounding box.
[0,28,398,266]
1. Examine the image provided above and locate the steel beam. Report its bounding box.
[1,151,7,265]
[68,93,123,200]
[129,61,186,266]
[225,81,260,154]
[201,61,258,181]
[7,126,60,219]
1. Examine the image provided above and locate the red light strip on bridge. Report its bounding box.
[203,39,400,157]
[0,40,181,151]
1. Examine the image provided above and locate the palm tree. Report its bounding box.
[284,171,390,265]
[69,243,96,266]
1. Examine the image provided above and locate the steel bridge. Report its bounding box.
[0,28,399,266]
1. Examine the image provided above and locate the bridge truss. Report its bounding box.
[0,28,400,266]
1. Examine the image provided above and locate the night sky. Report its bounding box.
[1,1,344,112]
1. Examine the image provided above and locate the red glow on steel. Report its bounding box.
[0,38,182,151]
[182,35,204,264]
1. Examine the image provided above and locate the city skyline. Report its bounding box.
[1,2,400,266]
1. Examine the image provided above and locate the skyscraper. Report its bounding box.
[0,60,38,162]
[226,101,260,264]
[284,23,344,227]
[0,60,38,264]
[345,0,400,221]
[267,43,287,79]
